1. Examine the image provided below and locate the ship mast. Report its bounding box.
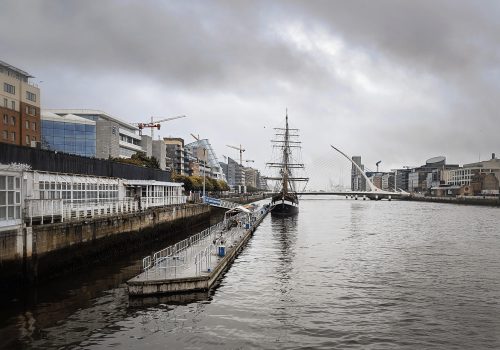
[282,111,290,195]
[265,110,309,194]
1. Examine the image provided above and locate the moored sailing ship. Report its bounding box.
[265,112,308,216]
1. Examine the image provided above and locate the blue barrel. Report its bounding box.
[218,245,226,257]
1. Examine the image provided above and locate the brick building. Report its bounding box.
[0,60,40,146]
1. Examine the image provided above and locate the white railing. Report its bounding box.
[149,220,225,271]
[24,195,187,224]
[140,205,269,279]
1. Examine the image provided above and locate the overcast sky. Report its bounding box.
[2,0,499,189]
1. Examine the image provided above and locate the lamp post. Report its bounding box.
[202,148,206,199]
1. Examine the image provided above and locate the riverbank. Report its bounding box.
[0,204,212,290]
[403,195,500,206]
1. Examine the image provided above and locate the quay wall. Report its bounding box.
[403,195,500,207]
[0,204,211,289]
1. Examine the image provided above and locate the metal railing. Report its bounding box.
[140,205,269,279]
[24,196,187,224]
[202,196,239,209]
[149,220,225,270]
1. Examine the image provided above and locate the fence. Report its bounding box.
[0,143,170,181]
[24,195,186,224]
[141,210,257,279]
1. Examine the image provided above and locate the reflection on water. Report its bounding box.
[2,199,500,349]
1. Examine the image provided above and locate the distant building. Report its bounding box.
[447,153,500,188]
[351,156,366,191]
[223,157,245,191]
[394,169,411,192]
[381,173,394,191]
[185,139,226,180]
[164,137,186,175]
[0,60,41,147]
[408,156,459,193]
[244,167,259,188]
[41,111,96,157]
[44,109,167,168]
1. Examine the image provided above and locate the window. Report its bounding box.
[3,114,7,124]
[32,122,36,131]
[26,135,30,145]
[0,175,22,220]
[32,136,36,141]
[10,116,15,125]
[26,105,36,115]
[10,100,15,110]
[2,131,7,140]
[25,120,29,129]
[3,83,15,94]
[26,91,36,102]
[3,98,7,107]
[10,132,15,141]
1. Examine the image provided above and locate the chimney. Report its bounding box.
[493,153,496,160]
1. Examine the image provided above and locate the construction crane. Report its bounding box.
[137,115,187,138]
[226,144,245,165]
[190,133,200,141]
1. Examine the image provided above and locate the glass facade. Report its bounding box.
[41,120,96,157]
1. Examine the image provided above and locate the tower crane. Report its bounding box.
[226,144,245,165]
[190,133,200,141]
[137,115,187,138]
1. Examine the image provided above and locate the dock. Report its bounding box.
[127,203,269,296]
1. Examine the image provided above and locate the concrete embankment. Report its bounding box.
[0,204,211,289]
[403,195,500,207]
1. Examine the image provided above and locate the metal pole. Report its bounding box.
[202,148,206,198]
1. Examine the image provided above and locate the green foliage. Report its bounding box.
[172,174,230,193]
[112,152,160,169]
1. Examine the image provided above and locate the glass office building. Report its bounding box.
[41,112,96,157]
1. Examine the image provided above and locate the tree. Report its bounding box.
[112,152,160,169]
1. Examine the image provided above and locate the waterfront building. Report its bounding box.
[381,173,394,191]
[41,111,96,157]
[351,156,366,191]
[185,139,226,180]
[44,109,167,169]
[221,157,246,192]
[393,168,411,192]
[0,162,185,232]
[447,154,500,189]
[244,167,259,188]
[164,137,187,175]
[0,60,40,147]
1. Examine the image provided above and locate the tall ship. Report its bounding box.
[265,112,309,216]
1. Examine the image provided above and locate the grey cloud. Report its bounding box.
[1,0,499,188]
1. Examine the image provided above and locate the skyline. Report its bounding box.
[1,0,499,188]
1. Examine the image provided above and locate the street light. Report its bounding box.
[202,148,207,198]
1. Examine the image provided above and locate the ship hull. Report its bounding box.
[270,201,299,216]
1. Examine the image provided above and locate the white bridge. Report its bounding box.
[315,145,411,200]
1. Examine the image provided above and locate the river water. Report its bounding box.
[2,197,500,349]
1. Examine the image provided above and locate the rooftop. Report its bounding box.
[0,59,34,78]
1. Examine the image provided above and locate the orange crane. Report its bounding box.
[137,115,187,138]
[226,144,245,165]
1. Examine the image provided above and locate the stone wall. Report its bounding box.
[0,203,210,289]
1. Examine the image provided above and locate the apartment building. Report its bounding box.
[0,60,40,147]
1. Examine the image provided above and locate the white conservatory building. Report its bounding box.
[0,163,186,232]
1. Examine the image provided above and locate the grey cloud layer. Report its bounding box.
[1,0,498,187]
